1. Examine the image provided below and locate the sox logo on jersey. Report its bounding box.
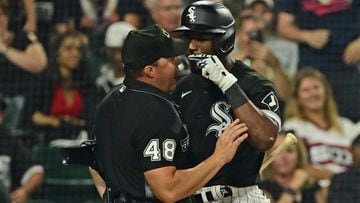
[206,101,232,138]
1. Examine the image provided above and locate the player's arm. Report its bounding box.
[231,98,279,151]
[189,55,279,151]
[144,119,248,203]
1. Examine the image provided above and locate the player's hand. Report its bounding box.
[213,119,248,165]
[188,54,238,92]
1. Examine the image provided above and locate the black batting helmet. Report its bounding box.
[175,0,235,56]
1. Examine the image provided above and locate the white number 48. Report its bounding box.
[143,139,176,161]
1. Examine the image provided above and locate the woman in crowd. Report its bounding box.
[231,14,291,116]
[283,68,360,192]
[260,131,325,203]
[31,31,96,144]
[0,0,47,130]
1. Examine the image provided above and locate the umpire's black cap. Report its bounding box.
[122,24,188,70]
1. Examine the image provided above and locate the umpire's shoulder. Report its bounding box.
[98,84,123,105]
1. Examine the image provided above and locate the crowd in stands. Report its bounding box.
[0,0,359,202]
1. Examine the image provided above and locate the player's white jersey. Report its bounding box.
[283,117,360,173]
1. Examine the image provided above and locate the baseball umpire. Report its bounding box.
[173,1,282,202]
[93,24,249,203]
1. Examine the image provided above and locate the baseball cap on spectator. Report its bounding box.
[105,22,135,48]
[122,24,188,70]
[245,0,274,8]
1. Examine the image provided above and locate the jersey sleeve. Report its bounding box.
[238,69,282,129]
[134,101,189,172]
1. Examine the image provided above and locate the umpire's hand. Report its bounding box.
[212,119,248,165]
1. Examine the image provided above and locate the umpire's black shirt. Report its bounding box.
[94,78,191,201]
[173,60,282,187]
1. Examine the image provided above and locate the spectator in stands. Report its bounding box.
[276,0,360,121]
[243,0,299,78]
[53,0,83,35]
[0,94,45,203]
[53,0,143,35]
[0,0,47,74]
[53,0,108,34]
[283,68,360,192]
[31,32,96,144]
[328,133,360,203]
[231,14,290,115]
[116,0,146,29]
[243,0,274,26]
[96,21,135,100]
[143,0,183,33]
[79,0,119,33]
[0,0,47,130]
[144,0,190,78]
[260,131,325,203]
[22,0,36,33]
[7,0,37,33]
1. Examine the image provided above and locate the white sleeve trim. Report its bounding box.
[21,165,44,185]
[261,109,282,132]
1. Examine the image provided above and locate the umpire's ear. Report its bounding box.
[143,64,157,79]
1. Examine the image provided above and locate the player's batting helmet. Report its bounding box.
[175,0,235,56]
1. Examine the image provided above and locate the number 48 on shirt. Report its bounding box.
[143,139,176,161]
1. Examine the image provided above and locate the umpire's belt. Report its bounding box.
[191,185,257,203]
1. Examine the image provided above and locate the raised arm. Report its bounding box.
[277,11,330,50]
[23,0,37,32]
[0,35,47,73]
[188,54,280,151]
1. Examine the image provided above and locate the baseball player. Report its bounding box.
[173,1,282,202]
[94,24,249,203]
